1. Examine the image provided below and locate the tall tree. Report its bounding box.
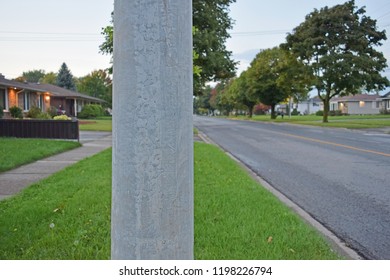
[56,63,76,90]
[247,47,309,119]
[225,71,257,117]
[77,70,112,106]
[192,0,237,93]
[21,69,46,83]
[99,0,236,94]
[282,0,389,122]
[41,72,57,85]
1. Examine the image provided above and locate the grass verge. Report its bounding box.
[232,114,390,129]
[0,138,81,173]
[0,143,341,259]
[194,142,340,260]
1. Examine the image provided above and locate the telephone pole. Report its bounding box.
[111,0,193,259]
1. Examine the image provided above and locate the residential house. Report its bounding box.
[0,73,104,118]
[295,96,322,115]
[378,91,390,113]
[330,94,381,115]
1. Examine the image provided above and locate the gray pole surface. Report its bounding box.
[111,0,193,259]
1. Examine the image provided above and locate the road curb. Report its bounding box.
[197,130,363,260]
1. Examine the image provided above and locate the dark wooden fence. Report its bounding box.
[0,119,79,140]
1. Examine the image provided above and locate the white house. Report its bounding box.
[295,96,322,115]
[378,91,390,113]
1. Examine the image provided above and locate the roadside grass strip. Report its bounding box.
[0,143,340,259]
[194,142,340,260]
[241,114,390,129]
[0,138,81,173]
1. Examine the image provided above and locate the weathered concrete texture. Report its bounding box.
[112,0,193,259]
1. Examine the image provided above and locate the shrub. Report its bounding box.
[315,110,324,116]
[37,112,52,120]
[380,108,390,115]
[26,106,42,118]
[329,110,342,116]
[291,108,300,116]
[53,115,71,120]
[0,106,3,119]
[9,106,23,119]
[78,104,104,119]
[47,106,58,118]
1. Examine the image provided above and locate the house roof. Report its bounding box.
[0,75,46,93]
[332,94,380,102]
[381,91,390,99]
[31,83,104,103]
[0,74,104,103]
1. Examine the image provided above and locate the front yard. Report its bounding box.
[0,138,80,173]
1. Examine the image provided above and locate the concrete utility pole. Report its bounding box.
[111,0,193,259]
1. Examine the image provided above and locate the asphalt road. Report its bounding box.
[194,115,390,260]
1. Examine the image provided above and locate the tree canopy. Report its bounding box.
[99,0,237,94]
[20,70,46,83]
[77,70,112,107]
[192,0,237,93]
[282,0,389,122]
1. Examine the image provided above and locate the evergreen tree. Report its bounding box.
[56,63,76,90]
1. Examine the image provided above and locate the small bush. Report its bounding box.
[291,108,300,116]
[78,104,104,119]
[0,106,3,119]
[380,108,390,115]
[9,106,23,119]
[316,110,324,116]
[37,112,52,120]
[26,106,42,118]
[47,106,58,118]
[53,115,71,120]
[329,110,343,116]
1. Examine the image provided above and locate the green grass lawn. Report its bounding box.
[0,138,81,173]
[236,114,390,129]
[0,143,340,260]
[79,117,112,131]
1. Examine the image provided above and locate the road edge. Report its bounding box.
[197,130,363,260]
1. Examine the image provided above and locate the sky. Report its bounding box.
[1,0,390,90]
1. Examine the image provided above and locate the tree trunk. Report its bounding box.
[270,105,277,119]
[323,96,330,123]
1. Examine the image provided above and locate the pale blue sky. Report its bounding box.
[227,0,390,80]
[1,0,389,86]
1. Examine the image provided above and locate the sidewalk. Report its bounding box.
[0,132,112,201]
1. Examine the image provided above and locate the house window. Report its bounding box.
[359,101,365,108]
[0,87,7,110]
[23,92,31,111]
[38,94,44,109]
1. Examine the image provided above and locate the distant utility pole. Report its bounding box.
[111,0,193,259]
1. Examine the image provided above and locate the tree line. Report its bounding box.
[16,63,112,108]
[195,0,389,122]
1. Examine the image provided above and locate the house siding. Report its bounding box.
[340,101,380,114]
